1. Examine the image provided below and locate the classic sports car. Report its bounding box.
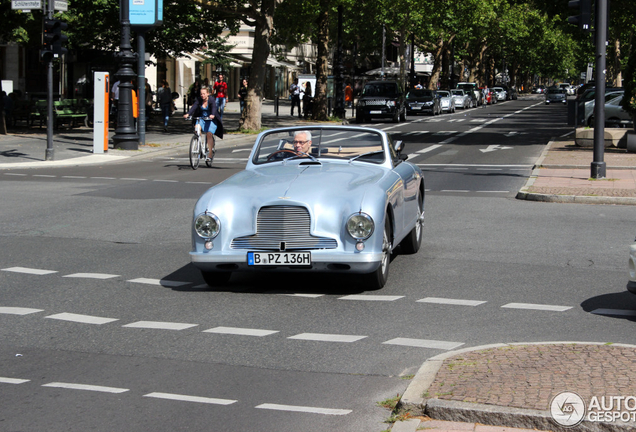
[190,126,425,289]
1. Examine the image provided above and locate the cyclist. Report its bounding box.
[184,86,223,162]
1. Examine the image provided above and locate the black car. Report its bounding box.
[356,80,407,123]
[405,89,441,115]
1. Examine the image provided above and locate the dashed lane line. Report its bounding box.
[63,273,119,279]
[417,297,486,307]
[501,303,572,312]
[1,266,57,275]
[122,321,199,330]
[143,392,237,405]
[0,307,44,315]
[45,312,119,325]
[0,377,30,384]
[382,338,464,350]
[42,382,129,394]
[203,326,279,337]
[288,333,367,343]
[255,403,352,416]
[338,295,404,301]
[127,277,190,287]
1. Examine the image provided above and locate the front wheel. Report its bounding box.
[189,135,202,170]
[362,217,391,290]
[400,192,424,254]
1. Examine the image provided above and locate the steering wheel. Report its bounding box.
[267,149,301,161]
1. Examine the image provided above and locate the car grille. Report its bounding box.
[364,99,388,106]
[230,206,338,251]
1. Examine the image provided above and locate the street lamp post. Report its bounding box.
[112,0,139,150]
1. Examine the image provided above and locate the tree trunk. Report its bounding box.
[428,36,444,90]
[398,27,406,90]
[239,0,275,131]
[313,0,329,121]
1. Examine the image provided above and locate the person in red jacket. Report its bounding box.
[213,73,228,119]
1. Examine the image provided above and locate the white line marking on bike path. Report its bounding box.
[0,377,30,384]
[417,297,486,306]
[1,267,57,275]
[144,392,237,405]
[45,313,119,325]
[288,333,367,343]
[501,303,572,312]
[122,321,198,330]
[42,382,129,394]
[203,327,279,337]
[338,295,404,301]
[255,403,352,416]
[0,307,44,315]
[63,273,119,279]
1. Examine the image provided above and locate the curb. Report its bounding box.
[397,342,636,432]
[515,140,636,205]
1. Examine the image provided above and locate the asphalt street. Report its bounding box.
[1,97,635,431]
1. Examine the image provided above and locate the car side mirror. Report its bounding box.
[394,140,405,154]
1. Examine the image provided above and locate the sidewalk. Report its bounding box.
[0,100,307,169]
[517,137,636,205]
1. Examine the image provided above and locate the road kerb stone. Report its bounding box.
[398,342,636,432]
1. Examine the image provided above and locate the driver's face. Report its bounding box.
[293,134,311,153]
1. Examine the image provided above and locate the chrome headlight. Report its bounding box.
[346,213,374,240]
[386,100,396,107]
[194,212,220,239]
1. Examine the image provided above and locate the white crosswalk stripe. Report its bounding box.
[45,313,119,325]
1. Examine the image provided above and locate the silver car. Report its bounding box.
[585,92,633,127]
[451,89,472,109]
[492,87,507,101]
[545,87,567,104]
[190,126,425,289]
[437,90,456,113]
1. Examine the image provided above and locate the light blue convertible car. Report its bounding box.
[190,126,425,289]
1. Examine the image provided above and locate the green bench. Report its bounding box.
[54,99,89,128]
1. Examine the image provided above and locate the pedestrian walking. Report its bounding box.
[213,74,228,119]
[238,78,248,114]
[158,79,173,132]
[290,78,301,117]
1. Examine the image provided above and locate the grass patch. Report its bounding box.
[377,394,401,410]
[400,374,415,380]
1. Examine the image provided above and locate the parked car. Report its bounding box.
[405,89,441,115]
[451,89,473,109]
[190,126,425,290]
[437,90,456,113]
[456,82,482,106]
[582,90,624,124]
[356,80,407,123]
[545,87,567,104]
[558,83,573,95]
[491,87,507,101]
[585,93,633,128]
[499,84,518,100]
[532,85,546,94]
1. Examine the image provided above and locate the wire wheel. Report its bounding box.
[189,135,201,170]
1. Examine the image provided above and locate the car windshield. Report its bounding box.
[252,128,386,165]
[457,84,475,92]
[548,88,566,94]
[437,91,450,97]
[406,89,434,99]
[451,90,464,96]
[362,83,399,97]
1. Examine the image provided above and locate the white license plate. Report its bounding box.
[248,252,311,266]
[369,110,382,114]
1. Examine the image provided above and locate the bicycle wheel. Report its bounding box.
[189,135,201,170]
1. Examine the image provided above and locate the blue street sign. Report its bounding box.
[129,0,162,28]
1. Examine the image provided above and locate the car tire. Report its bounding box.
[362,216,391,290]
[201,271,232,287]
[393,109,400,123]
[400,192,423,254]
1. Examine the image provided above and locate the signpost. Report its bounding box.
[11,0,42,9]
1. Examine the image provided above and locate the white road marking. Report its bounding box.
[4,173,27,176]
[255,403,352,416]
[501,303,572,312]
[417,144,443,154]
[127,278,190,287]
[119,178,147,181]
[61,176,87,179]
[185,181,214,185]
[90,176,116,180]
[591,309,636,317]
[152,179,178,183]
[0,377,30,384]
[123,321,198,330]
[382,338,464,350]
[63,273,119,279]
[203,326,279,337]
[338,295,404,301]
[33,174,56,178]
[281,293,324,298]
[42,382,129,393]
[1,267,57,275]
[144,392,237,405]
[440,190,470,193]
[0,307,44,315]
[417,297,486,306]
[288,333,367,343]
[45,313,119,325]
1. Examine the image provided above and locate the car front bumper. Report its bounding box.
[358,106,399,118]
[190,249,383,274]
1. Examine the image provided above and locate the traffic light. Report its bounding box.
[567,0,592,32]
[42,19,68,59]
